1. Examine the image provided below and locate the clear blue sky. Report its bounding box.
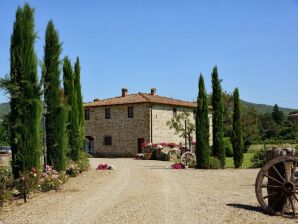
[0,0,298,108]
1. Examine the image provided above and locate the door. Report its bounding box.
[137,138,145,153]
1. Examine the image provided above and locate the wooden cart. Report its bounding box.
[255,148,298,218]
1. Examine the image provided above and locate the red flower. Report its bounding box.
[31,167,37,173]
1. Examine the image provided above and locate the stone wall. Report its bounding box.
[85,103,151,157]
[151,104,213,146]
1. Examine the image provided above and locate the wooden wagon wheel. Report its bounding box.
[181,152,196,167]
[255,156,298,218]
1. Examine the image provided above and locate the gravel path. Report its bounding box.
[0,158,297,224]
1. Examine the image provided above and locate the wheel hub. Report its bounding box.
[283,181,295,194]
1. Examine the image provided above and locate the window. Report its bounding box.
[173,108,177,118]
[104,136,112,145]
[105,108,111,119]
[193,110,197,119]
[128,107,134,118]
[85,109,90,120]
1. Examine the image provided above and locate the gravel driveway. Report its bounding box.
[0,158,296,224]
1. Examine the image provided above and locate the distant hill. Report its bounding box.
[0,103,10,120]
[240,100,297,115]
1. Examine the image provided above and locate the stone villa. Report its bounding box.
[84,88,212,157]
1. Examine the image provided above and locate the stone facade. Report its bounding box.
[151,104,212,145]
[85,101,213,157]
[85,103,151,157]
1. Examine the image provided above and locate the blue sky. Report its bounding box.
[0,0,297,108]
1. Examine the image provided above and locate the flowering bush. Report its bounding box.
[135,153,144,160]
[167,143,177,148]
[96,164,116,170]
[170,163,185,169]
[66,162,80,177]
[39,166,67,192]
[14,169,39,203]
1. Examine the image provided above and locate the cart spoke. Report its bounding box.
[261,184,282,189]
[264,191,280,199]
[264,174,283,185]
[293,193,298,203]
[272,165,286,183]
[289,196,296,217]
[281,198,287,215]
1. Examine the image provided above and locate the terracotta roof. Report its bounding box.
[84,93,197,108]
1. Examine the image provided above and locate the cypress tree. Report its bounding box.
[63,57,80,161]
[43,20,66,171]
[0,4,42,177]
[211,66,225,168]
[74,57,85,151]
[232,88,244,168]
[196,74,210,169]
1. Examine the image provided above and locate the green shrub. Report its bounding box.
[223,137,233,157]
[209,157,222,169]
[0,168,13,206]
[251,149,266,168]
[77,152,90,172]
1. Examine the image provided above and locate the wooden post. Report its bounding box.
[266,147,295,212]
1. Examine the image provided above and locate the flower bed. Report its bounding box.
[170,163,185,169]
[141,142,180,161]
[0,153,90,207]
[96,164,116,170]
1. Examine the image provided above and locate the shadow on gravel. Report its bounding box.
[226,203,263,213]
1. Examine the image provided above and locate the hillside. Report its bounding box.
[241,100,297,115]
[0,100,297,119]
[0,102,9,120]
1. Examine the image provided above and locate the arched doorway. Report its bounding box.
[84,136,94,154]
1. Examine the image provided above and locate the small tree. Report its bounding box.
[43,20,67,171]
[74,57,85,152]
[272,104,284,124]
[233,88,244,168]
[166,111,195,149]
[211,66,225,168]
[196,74,210,169]
[63,57,80,161]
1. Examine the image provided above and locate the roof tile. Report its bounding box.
[84,93,197,108]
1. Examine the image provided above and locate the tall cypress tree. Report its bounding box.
[0,4,42,177]
[211,66,225,168]
[196,74,210,169]
[63,57,79,161]
[43,20,66,171]
[74,57,85,151]
[232,88,244,168]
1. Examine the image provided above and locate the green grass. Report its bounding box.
[225,153,255,168]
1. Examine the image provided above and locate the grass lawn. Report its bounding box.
[226,153,255,168]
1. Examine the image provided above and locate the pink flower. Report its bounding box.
[171,163,185,169]
[96,164,109,170]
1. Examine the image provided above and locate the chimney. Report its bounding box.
[150,88,157,96]
[122,88,128,97]
[93,98,100,102]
